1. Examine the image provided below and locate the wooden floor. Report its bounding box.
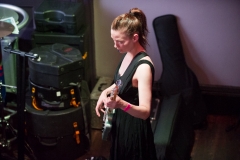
[1,114,239,160]
[76,129,111,160]
[76,114,240,160]
[191,115,240,160]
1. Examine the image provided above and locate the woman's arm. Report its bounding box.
[95,83,116,117]
[104,62,153,120]
[123,63,153,119]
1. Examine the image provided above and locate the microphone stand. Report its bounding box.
[16,54,25,160]
[3,47,39,160]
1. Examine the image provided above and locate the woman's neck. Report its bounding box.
[127,43,145,58]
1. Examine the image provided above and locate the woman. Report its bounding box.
[95,8,157,160]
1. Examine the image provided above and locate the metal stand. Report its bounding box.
[2,47,39,160]
[16,54,25,160]
[0,3,30,160]
[0,70,17,159]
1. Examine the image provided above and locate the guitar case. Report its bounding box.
[153,15,207,159]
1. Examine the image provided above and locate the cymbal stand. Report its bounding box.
[3,46,39,160]
[0,81,17,159]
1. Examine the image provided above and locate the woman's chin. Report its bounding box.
[117,50,124,53]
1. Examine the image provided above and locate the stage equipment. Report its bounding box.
[153,14,207,160]
[0,3,30,160]
[34,0,85,35]
[31,0,92,87]
[0,3,29,30]
[90,77,113,129]
[25,99,90,160]
[0,3,29,94]
[0,80,17,150]
[32,27,91,85]
[28,43,84,88]
[26,43,90,159]
[0,46,39,159]
[29,80,81,111]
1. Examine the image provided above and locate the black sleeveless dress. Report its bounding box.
[109,52,157,160]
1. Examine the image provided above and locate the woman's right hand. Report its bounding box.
[95,90,107,117]
[95,84,114,117]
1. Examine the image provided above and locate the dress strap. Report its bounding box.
[137,60,155,85]
[117,52,152,93]
[114,52,147,82]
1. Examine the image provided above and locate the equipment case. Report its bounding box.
[28,43,84,88]
[29,80,81,110]
[34,0,85,34]
[25,100,90,160]
[31,27,91,83]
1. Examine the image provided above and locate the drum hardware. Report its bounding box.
[0,3,31,160]
[0,3,29,31]
[0,45,39,160]
[0,81,17,89]
[0,81,37,160]
[0,80,17,150]
[3,46,39,60]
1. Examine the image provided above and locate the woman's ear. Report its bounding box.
[133,33,139,42]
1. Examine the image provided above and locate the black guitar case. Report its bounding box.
[153,15,207,160]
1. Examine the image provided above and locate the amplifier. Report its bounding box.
[90,77,113,129]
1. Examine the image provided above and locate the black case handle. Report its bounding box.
[37,136,61,146]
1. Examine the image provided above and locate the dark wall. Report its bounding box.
[0,0,43,9]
